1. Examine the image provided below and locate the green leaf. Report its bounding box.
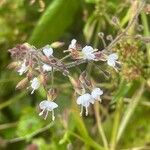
[83,14,98,43]
[71,111,103,150]
[29,0,81,47]
[111,80,132,104]
[17,108,44,138]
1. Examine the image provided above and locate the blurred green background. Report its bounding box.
[0,0,150,150]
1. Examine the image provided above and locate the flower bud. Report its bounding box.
[111,16,120,26]
[47,88,58,100]
[144,4,150,14]
[50,41,65,48]
[79,71,92,87]
[16,77,28,90]
[98,32,104,38]
[106,35,113,41]
[39,73,48,87]
[7,62,19,69]
[68,76,83,95]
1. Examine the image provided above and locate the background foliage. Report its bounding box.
[0,0,150,150]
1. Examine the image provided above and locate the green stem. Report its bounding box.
[94,102,109,150]
[94,19,101,48]
[0,122,17,130]
[51,67,54,88]
[110,98,123,150]
[141,12,150,65]
[7,123,54,143]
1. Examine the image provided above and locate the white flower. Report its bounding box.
[42,64,52,72]
[77,93,93,116]
[30,77,40,94]
[82,46,95,60]
[107,53,118,68]
[39,100,58,120]
[43,45,53,57]
[17,60,28,75]
[69,39,77,49]
[91,88,103,102]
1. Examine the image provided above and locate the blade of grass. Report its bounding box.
[71,111,104,150]
[116,82,145,142]
[110,80,132,150]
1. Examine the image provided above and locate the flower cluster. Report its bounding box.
[77,88,103,116]
[67,39,120,70]
[8,39,120,121]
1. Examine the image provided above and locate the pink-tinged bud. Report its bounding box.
[70,49,80,60]
[68,76,83,95]
[16,77,28,90]
[47,88,58,100]
[94,51,105,61]
[39,73,48,87]
[27,70,33,80]
[8,43,31,60]
[7,62,19,69]
[79,71,92,87]
[50,41,65,48]
[144,4,150,14]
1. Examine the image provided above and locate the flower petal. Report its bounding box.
[82,46,94,54]
[39,100,48,109]
[69,39,77,49]
[42,64,52,72]
[43,46,53,57]
[107,59,116,67]
[108,53,118,60]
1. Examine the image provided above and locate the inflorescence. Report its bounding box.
[8,39,120,121]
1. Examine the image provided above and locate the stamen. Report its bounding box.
[98,98,102,103]
[113,66,118,72]
[31,89,35,94]
[44,110,49,120]
[63,50,70,53]
[85,107,88,116]
[80,106,83,116]
[39,109,45,116]
[52,110,55,121]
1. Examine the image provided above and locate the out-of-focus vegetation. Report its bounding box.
[0,0,150,150]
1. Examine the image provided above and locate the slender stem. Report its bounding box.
[110,98,124,150]
[94,19,101,48]
[7,123,54,143]
[60,54,71,61]
[51,67,54,88]
[105,1,145,51]
[141,12,150,65]
[0,122,17,130]
[66,59,87,68]
[94,101,109,150]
